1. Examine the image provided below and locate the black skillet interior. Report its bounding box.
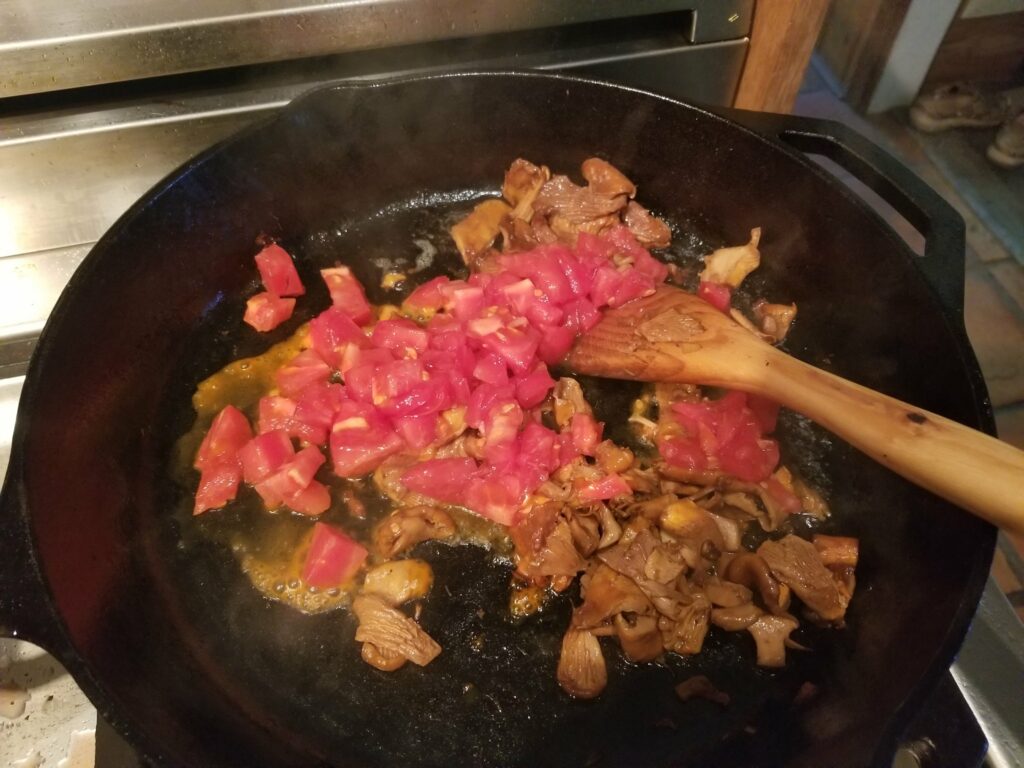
[6,73,995,768]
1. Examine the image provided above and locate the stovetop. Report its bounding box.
[1,4,1023,766]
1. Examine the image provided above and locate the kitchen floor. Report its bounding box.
[794,64,1024,624]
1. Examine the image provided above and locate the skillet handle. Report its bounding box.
[711,107,966,316]
[0,464,65,649]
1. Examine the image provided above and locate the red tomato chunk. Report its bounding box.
[255,244,305,297]
[301,522,368,587]
[244,291,295,332]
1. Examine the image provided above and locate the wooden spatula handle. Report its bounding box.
[759,348,1024,535]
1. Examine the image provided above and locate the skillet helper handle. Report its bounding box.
[714,108,966,315]
[759,346,1024,537]
[0,470,64,648]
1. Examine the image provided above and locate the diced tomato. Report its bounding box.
[697,281,732,312]
[464,472,524,526]
[589,265,624,308]
[329,404,405,477]
[605,225,669,282]
[556,246,600,297]
[287,480,332,516]
[517,422,560,478]
[275,349,332,398]
[310,307,368,368]
[194,405,252,470]
[481,327,540,374]
[255,445,326,508]
[536,325,577,365]
[578,473,632,501]
[482,402,524,465]
[473,352,510,386]
[562,298,601,334]
[501,246,574,304]
[194,461,242,515]
[765,476,802,516]
[372,318,430,356]
[514,363,555,409]
[339,346,394,378]
[718,429,779,483]
[466,383,516,429]
[658,435,708,472]
[570,413,602,456]
[254,243,305,297]
[747,394,781,433]
[403,276,450,315]
[608,270,656,308]
[669,391,780,482]
[393,413,437,451]
[301,522,369,587]
[450,286,486,321]
[293,382,348,434]
[243,291,295,332]
[401,457,479,505]
[238,430,295,484]
[321,267,372,324]
[258,395,325,446]
[372,362,452,418]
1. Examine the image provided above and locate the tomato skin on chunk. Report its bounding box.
[194,461,243,515]
[301,522,368,587]
[194,405,252,470]
[401,457,479,505]
[321,267,372,324]
[244,291,295,332]
[255,244,305,297]
[193,405,253,515]
[697,281,731,313]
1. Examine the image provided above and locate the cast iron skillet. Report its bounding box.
[0,73,996,767]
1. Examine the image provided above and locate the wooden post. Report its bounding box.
[733,0,832,113]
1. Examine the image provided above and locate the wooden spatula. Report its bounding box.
[566,286,1024,535]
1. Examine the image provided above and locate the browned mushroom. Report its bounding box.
[711,603,764,631]
[747,614,799,667]
[723,552,787,614]
[557,628,608,699]
[613,613,663,662]
[352,595,441,667]
[362,559,434,606]
[757,535,848,622]
[361,642,407,672]
[373,505,456,559]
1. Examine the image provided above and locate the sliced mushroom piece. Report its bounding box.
[793,476,830,519]
[752,300,797,344]
[597,504,623,550]
[812,534,859,569]
[450,198,513,262]
[674,675,730,706]
[373,505,457,559]
[711,602,764,631]
[623,201,671,249]
[699,227,761,289]
[581,157,637,198]
[574,563,653,629]
[361,642,407,672]
[353,595,441,667]
[614,613,663,662]
[704,578,754,608]
[643,545,687,585]
[594,440,634,474]
[757,535,848,622]
[552,377,592,428]
[723,552,786,614]
[662,595,711,655]
[362,559,434,606]
[502,158,550,211]
[557,628,608,699]
[747,614,799,667]
[707,511,743,553]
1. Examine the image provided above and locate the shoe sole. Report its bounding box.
[986,143,1024,169]
[909,106,1004,133]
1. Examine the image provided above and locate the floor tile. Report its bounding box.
[989,260,1024,316]
[994,402,1024,448]
[964,265,1024,407]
